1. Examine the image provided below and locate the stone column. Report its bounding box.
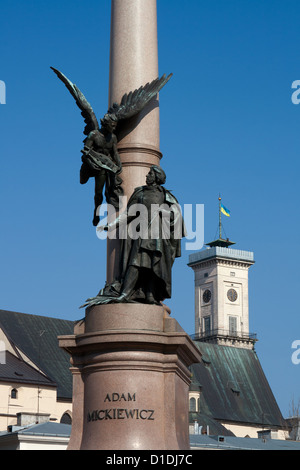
[58,1,202,451]
[107,0,162,283]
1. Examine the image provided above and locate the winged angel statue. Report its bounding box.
[51,67,172,226]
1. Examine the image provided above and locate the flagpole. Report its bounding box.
[219,194,222,239]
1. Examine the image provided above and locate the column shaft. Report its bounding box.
[107,0,162,283]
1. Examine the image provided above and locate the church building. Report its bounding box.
[0,310,73,433]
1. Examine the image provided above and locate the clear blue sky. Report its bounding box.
[1,0,299,418]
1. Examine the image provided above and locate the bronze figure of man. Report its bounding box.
[92,165,185,306]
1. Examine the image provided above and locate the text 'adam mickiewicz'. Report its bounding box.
[87,392,155,422]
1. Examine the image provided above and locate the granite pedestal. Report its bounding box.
[58,304,201,450]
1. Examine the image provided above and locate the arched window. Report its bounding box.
[60,412,72,425]
[189,397,196,412]
[11,388,18,399]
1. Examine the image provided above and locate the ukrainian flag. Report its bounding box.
[221,203,230,217]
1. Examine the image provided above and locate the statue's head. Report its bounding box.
[151,165,166,185]
[101,113,118,132]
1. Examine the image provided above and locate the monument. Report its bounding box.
[55,0,201,450]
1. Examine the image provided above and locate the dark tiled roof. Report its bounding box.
[0,310,75,399]
[0,351,55,386]
[191,342,285,428]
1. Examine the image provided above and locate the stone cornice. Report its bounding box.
[190,257,253,270]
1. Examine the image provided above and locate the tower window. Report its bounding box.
[11,388,18,399]
[189,395,201,412]
[189,397,196,412]
[229,316,237,336]
[203,316,211,334]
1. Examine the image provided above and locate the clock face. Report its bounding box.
[203,289,211,303]
[227,288,238,302]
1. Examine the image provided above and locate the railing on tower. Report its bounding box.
[191,329,257,343]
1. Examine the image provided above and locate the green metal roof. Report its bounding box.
[189,412,235,436]
[190,342,285,428]
[0,310,74,399]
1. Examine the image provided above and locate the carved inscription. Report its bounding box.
[87,392,155,422]
[104,392,136,402]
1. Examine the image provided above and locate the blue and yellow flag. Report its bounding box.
[221,203,230,217]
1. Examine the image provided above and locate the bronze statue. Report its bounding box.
[82,165,185,307]
[51,67,172,225]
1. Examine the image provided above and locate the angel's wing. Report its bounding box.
[107,73,173,121]
[50,67,99,136]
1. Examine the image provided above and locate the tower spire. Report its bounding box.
[219,194,222,239]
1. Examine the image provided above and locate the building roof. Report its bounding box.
[0,351,55,387]
[15,421,71,437]
[189,412,235,436]
[190,434,300,450]
[0,310,75,399]
[0,422,71,450]
[206,238,236,248]
[190,342,286,428]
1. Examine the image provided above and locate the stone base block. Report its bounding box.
[58,304,201,450]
